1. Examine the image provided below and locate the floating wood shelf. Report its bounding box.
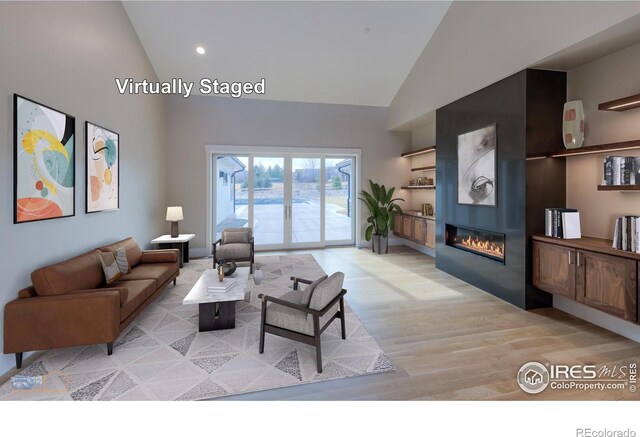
[411,165,436,172]
[401,185,436,190]
[526,139,640,160]
[401,146,436,158]
[599,93,640,112]
[597,185,640,191]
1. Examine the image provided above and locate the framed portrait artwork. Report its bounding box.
[86,121,119,213]
[14,94,75,223]
[457,124,497,206]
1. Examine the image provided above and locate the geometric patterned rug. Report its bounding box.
[0,254,394,400]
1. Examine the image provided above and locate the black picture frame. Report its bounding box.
[13,93,77,224]
[85,121,120,213]
[457,123,498,207]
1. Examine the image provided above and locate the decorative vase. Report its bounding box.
[563,100,585,149]
[217,265,225,282]
[223,261,237,276]
[253,267,263,285]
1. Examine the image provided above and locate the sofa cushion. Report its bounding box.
[31,250,104,296]
[98,238,142,268]
[111,279,156,322]
[216,243,251,260]
[119,263,178,288]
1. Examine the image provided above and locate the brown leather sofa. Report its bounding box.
[3,237,179,369]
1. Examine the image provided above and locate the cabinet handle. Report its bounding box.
[568,251,573,265]
[577,252,581,267]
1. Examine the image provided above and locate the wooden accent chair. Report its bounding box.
[258,272,347,373]
[212,227,255,273]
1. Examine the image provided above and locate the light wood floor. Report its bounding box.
[225,245,640,400]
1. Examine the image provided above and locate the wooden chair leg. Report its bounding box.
[313,315,322,373]
[339,297,347,340]
[259,300,267,354]
[173,278,177,286]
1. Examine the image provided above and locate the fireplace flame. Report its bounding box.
[455,235,504,259]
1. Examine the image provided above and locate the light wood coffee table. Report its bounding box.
[182,267,249,331]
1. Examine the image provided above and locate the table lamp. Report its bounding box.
[166,206,183,238]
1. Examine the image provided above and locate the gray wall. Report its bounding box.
[0,2,167,373]
[165,95,411,251]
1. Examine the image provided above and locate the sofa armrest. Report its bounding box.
[65,287,128,306]
[140,249,179,264]
[3,290,120,354]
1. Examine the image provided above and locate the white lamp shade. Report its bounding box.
[166,206,184,221]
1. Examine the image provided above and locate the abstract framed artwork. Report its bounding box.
[85,121,119,213]
[14,94,75,223]
[457,123,497,206]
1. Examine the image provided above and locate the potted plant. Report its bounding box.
[358,180,404,254]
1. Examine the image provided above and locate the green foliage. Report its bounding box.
[358,180,404,241]
[332,175,342,190]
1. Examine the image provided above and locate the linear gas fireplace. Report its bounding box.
[445,224,505,263]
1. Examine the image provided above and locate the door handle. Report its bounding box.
[577,252,582,267]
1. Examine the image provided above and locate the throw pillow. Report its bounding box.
[99,252,123,285]
[114,246,131,274]
[300,275,328,306]
[222,231,249,245]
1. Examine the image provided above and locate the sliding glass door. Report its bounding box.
[214,153,355,250]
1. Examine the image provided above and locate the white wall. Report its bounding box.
[164,95,411,251]
[561,40,640,341]
[0,2,167,373]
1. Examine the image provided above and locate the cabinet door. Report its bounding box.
[393,214,403,236]
[425,220,435,249]
[413,218,426,243]
[532,241,576,298]
[403,216,412,239]
[576,250,637,322]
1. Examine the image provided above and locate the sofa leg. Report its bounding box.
[173,278,177,286]
[259,301,266,354]
[339,297,347,340]
[107,343,113,356]
[15,353,23,369]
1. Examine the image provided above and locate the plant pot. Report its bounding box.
[371,235,388,254]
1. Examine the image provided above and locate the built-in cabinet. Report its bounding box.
[532,236,638,323]
[394,212,435,249]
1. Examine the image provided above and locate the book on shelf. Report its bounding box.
[561,212,581,239]
[612,216,640,253]
[602,156,640,186]
[544,208,578,238]
[207,277,237,292]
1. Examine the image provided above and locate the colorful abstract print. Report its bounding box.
[86,122,118,212]
[15,95,75,223]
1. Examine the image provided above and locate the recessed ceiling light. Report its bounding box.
[196,46,205,55]
[364,28,370,34]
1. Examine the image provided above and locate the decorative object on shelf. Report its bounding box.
[359,179,404,254]
[417,177,424,186]
[216,258,225,282]
[253,267,263,285]
[612,216,640,252]
[599,93,640,112]
[422,203,434,216]
[86,121,119,213]
[562,100,585,149]
[223,261,237,277]
[409,179,415,186]
[425,177,434,186]
[166,206,183,237]
[13,94,75,223]
[602,156,640,186]
[458,124,496,206]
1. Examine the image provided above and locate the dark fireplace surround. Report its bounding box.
[435,69,566,310]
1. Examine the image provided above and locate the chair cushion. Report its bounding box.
[221,228,252,244]
[309,272,345,311]
[216,243,251,260]
[111,279,156,322]
[265,290,312,335]
[119,263,178,288]
[300,275,328,306]
[98,238,143,268]
[31,250,104,296]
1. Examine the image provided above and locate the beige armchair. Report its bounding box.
[212,227,255,273]
[258,272,347,373]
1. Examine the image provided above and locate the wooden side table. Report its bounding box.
[151,234,195,268]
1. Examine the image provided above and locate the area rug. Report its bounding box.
[0,254,394,400]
